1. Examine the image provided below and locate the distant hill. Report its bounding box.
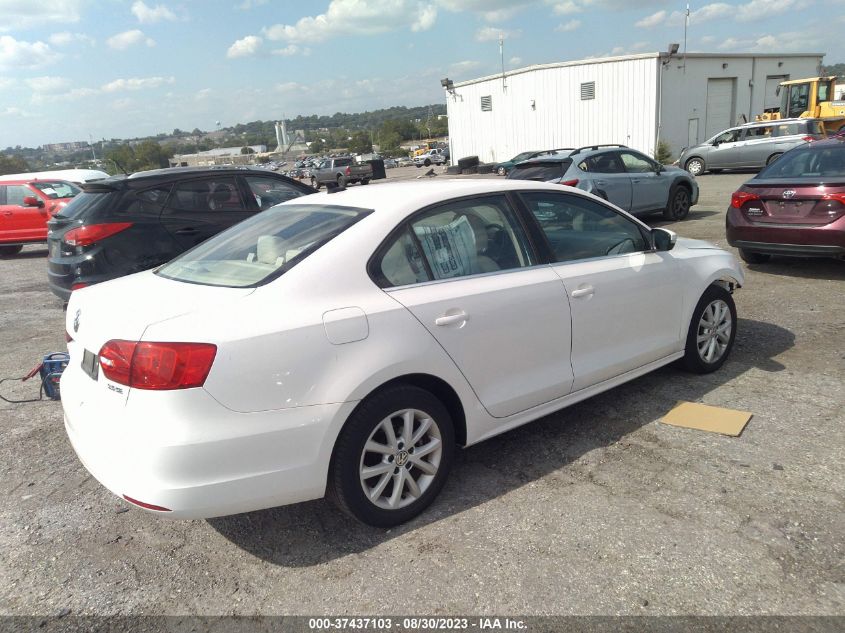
[822,62,845,78]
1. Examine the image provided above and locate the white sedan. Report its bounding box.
[62,179,743,527]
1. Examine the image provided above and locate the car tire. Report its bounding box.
[684,157,705,176]
[497,166,507,176]
[337,175,346,188]
[328,385,455,527]
[766,153,783,166]
[424,159,431,167]
[361,178,370,185]
[0,245,24,257]
[739,249,771,264]
[311,178,320,189]
[682,285,737,374]
[663,185,691,221]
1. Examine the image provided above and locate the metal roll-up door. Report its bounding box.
[705,78,735,138]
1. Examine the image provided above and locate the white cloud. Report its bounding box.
[448,60,481,77]
[548,1,581,15]
[0,0,83,32]
[236,0,268,8]
[0,35,59,70]
[436,0,536,22]
[635,10,665,28]
[0,77,13,89]
[718,30,806,52]
[131,1,177,24]
[48,32,94,46]
[475,27,521,42]
[272,44,308,56]
[107,30,155,50]
[263,0,437,44]
[509,56,522,66]
[227,35,263,58]
[555,19,581,31]
[195,88,212,100]
[0,106,31,117]
[111,98,133,110]
[26,76,71,94]
[101,76,175,92]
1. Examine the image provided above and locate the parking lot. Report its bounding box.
[0,172,843,616]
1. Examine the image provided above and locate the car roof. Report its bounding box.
[85,166,307,189]
[288,178,571,215]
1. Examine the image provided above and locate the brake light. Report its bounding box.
[71,282,89,291]
[344,166,351,176]
[802,136,815,142]
[64,222,133,247]
[730,190,760,208]
[561,179,580,187]
[98,340,216,390]
[822,193,845,203]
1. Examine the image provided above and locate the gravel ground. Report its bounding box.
[0,171,842,617]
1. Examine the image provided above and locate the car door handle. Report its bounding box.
[174,228,199,235]
[2,211,12,216]
[435,312,468,326]
[571,286,594,299]
[595,180,607,185]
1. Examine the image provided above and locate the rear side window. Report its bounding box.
[55,191,122,220]
[508,160,571,182]
[166,178,242,214]
[578,153,625,174]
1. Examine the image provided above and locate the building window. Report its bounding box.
[580,81,595,100]
[481,95,493,111]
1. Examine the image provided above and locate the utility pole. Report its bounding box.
[683,3,690,73]
[499,34,506,91]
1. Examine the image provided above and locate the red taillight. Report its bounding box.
[822,192,845,203]
[802,136,815,142]
[71,282,89,291]
[122,495,171,512]
[98,340,216,390]
[98,340,135,385]
[561,179,580,187]
[64,222,133,247]
[731,190,760,208]
[344,166,351,176]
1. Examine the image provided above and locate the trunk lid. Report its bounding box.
[738,180,845,226]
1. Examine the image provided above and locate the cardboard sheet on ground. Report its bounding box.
[660,401,752,437]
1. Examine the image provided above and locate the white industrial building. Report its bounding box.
[444,52,824,164]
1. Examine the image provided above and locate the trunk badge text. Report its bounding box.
[782,190,796,199]
[73,309,81,333]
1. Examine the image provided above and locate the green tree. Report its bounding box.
[653,140,672,164]
[309,138,326,154]
[349,131,372,154]
[0,154,30,175]
[240,146,255,155]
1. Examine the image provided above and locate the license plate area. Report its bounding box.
[82,349,99,381]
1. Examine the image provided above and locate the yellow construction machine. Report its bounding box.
[756,76,845,134]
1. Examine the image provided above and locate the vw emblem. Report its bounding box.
[73,309,81,333]
[782,190,796,199]
[395,450,409,466]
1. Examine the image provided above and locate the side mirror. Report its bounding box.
[654,163,664,174]
[653,228,677,251]
[22,196,44,208]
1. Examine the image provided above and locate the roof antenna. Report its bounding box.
[683,3,690,73]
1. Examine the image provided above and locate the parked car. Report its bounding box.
[413,148,447,167]
[508,144,699,220]
[0,179,81,256]
[310,156,373,188]
[47,166,314,300]
[495,149,571,176]
[678,119,826,176]
[726,136,845,263]
[0,169,109,184]
[62,178,743,527]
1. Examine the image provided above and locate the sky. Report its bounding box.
[1,0,843,148]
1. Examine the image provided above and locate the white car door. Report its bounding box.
[517,191,684,391]
[372,194,574,419]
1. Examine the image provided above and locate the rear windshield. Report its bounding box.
[31,181,80,199]
[507,160,571,182]
[757,145,845,179]
[54,190,121,219]
[156,203,370,288]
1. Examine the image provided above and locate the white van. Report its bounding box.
[0,169,109,184]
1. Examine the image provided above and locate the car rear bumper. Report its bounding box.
[726,208,845,257]
[61,359,355,519]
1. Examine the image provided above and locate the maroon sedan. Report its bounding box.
[726,136,845,263]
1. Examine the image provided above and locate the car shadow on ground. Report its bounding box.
[1,248,48,260]
[646,209,721,228]
[745,257,845,281]
[207,317,794,567]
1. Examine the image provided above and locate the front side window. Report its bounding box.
[157,204,369,288]
[374,195,534,287]
[6,185,30,206]
[787,83,810,118]
[714,129,741,144]
[620,151,657,173]
[30,181,81,199]
[244,176,304,210]
[520,192,648,262]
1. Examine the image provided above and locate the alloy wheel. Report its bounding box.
[359,408,443,510]
[696,299,732,364]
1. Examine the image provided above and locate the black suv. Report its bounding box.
[47,166,314,300]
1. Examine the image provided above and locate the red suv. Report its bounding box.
[0,179,80,256]
[726,137,845,263]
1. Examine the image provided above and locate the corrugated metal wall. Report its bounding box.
[446,57,659,164]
